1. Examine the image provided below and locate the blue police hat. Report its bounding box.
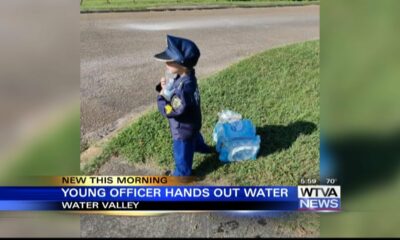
[154,35,200,69]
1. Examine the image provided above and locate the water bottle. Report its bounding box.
[161,70,176,101]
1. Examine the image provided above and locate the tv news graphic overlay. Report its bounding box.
[0,176,341,213]
[298,185,341,211]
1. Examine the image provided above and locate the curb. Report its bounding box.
[80,2,319,14]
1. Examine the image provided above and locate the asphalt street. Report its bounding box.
[80,5,320,144]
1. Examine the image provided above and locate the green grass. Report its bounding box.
[83,40,320,186]
[80,0,319,12]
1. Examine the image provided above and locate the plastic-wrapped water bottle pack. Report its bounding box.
[213,110,261,162]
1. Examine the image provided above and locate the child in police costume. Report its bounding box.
[154,35,213,176]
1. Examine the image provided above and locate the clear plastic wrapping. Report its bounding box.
[213,110,261,162]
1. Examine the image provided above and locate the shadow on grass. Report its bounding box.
[194,121,317,177]
[257,121,317,157]
[193,152,224,178]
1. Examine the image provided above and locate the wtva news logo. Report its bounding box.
[298,186,341,211]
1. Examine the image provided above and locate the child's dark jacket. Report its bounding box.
[157,69,202,140]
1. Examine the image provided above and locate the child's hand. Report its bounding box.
[160,77,167,90]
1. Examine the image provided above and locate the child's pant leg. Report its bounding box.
[172,139,195,176]
[194,132,212,154]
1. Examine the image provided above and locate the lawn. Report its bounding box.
[83,40,320,186]
[80,0,319,12]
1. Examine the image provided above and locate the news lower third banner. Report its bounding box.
[0,176,341,214]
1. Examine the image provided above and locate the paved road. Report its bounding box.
[81,211,318,238]
[80,5,319,144]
